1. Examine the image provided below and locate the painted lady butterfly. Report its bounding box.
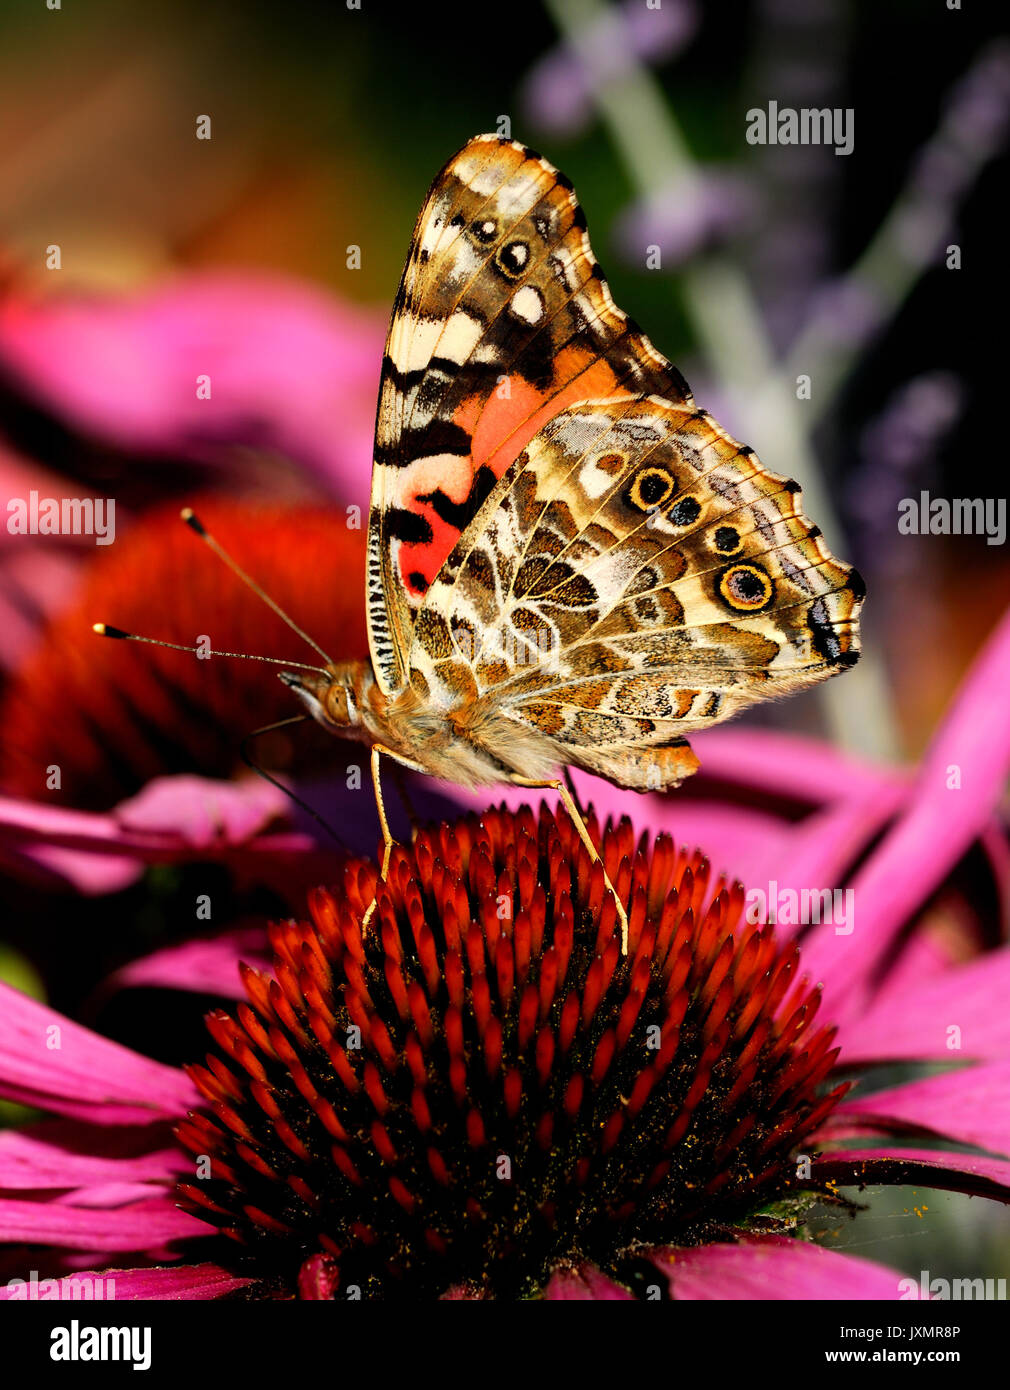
[288,135,864,943]
[100,135,864,949]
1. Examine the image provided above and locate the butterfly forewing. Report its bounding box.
[367,133,692,695]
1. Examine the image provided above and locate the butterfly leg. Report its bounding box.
[361,743,409,934]
[510,775,630,956]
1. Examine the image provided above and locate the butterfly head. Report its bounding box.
[279,661,367,734]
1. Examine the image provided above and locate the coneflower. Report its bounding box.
[176,804,847,1299]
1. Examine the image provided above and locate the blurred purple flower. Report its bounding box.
[848,371,963,561]
[521,0,698,138]
[789,40,1010,369]
[614,167,754,269]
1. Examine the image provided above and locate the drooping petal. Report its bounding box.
[0,1194,205,1251]
[854,925,962,1016]
[649,1234,905,1299]
[770,782,908,933]
[803,606,1010,1014]
[107,926,269,999]
[113,775,288,847]
[0,781,315,894]
[833,949,1010,1064]
[0,1262,253,1301]
[0,272,383,501]
[836,1061,1010,1158]
[813,1146,1010,1204]
[0,1119,184,1189]
[0,983,197,1123]
[688,728,901,808]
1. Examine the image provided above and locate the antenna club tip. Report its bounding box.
[180,507,206,536]
[93,622,127,639]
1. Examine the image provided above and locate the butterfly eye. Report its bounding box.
[718,563,774,612]
[628,467,676,512]
[713,525,742,555]
[324,684,354,726]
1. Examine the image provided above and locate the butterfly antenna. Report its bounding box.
[92,623,333,680]
[180,507,336,667]
[239,715,349,850]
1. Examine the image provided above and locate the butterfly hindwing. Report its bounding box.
[366,134,693,695]
[407,397,863,789]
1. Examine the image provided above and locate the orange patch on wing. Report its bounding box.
[471,359,632,479]
[395,359,635,601]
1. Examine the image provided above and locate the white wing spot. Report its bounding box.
[510,285,544,324]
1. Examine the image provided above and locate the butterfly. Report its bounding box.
[98,135,864,950]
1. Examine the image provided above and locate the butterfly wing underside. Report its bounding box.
[406,397,864,790]
[366,134,693,696]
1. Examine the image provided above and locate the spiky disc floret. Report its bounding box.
[176,804,846,1299]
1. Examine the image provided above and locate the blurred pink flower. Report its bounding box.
[0,271,384,672]
[0,271,382,497]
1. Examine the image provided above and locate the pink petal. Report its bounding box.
[0,1261,253,1301]
[113,774,287,846]
[108,926,268,998]
[52,1183,173,1208]
[771,782,908,936]
[834,948,1010,1064]
[803,606,1010,1014]
[0,983,197,1124]
[544,1264,636,1300]
[0,272,383,503]
[0,1120,183,1189]
[0,777,315,894]
[688,728,900,806]
[0,1194,205,1251]
[649,1234,905,1299]
[852,927,958,1018]
[837,1061,1010,1158]
[0,835,143,895]
[814,1146,1010,1203]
